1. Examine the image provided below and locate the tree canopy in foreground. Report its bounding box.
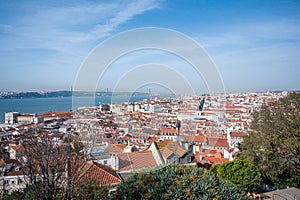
[112,164,249,200]
[211,159,263,193]
[239,92,300,189]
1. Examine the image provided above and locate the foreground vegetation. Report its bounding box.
[112,164,249,200]
[239,92,300,189]
[211,159,263,193]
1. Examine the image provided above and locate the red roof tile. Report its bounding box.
[159,141,187,158]
[78,161,121,186]
[192,134,206,143]
[117,151,157,172]
[105,144,126,154]
[230,131,247,137]
[207,138,229,147]
[202,156,229,165]
[160,128,178,134]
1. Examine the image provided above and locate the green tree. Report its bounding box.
[56,181,109,200]
[75,182,109,200]
[239,92,300,189]
[112,164,249,200]
[211,159,263,193]
[2,181,110,200]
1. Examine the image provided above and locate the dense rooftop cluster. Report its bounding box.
[0,91,287,194]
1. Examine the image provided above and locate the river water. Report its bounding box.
[0,95,149,123]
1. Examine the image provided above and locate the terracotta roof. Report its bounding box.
[230,131,247,137]
[160,141,187,158]
[202,149,218,156]
[156,140,172,149]
[160,128,178,134]
[202,156,229,165]
[117,151,157,172]
[160,147,174,158]
[78,161,121,186]
[214,152,223,158]
[105,144,126,154]
[192,134,206,143]
[207,138,229,147]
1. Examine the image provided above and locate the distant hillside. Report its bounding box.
[0,91,151,99]
[0,91,72,99]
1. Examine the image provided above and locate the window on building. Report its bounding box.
[4,180,9,185]
[11,180,15,184]
[104,160,107,165]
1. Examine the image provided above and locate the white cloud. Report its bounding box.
[2,0,161,53]
[0,0,162,91]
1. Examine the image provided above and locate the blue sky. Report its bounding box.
[0,0,299,93]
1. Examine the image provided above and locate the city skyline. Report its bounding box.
[0,0,299,93]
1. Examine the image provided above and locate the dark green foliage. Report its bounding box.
[211,159,263,193]
[1,191,24,200]
[112,164,249,200]
[2,182,110,200]
[239,92,300,189]
[210,163,220,174]
[72,182,110,200]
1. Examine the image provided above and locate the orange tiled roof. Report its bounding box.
[192,134,206,143]
[105,144,126,154]
[78,161,121,186]
[117,151,157,172]
[160,128,178,134]
[230,131,247,137]
[156,140,172,149]
[202,156,229,165]
[207,138,229,147]
[202,149,218,156]
[159,141,187,158]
